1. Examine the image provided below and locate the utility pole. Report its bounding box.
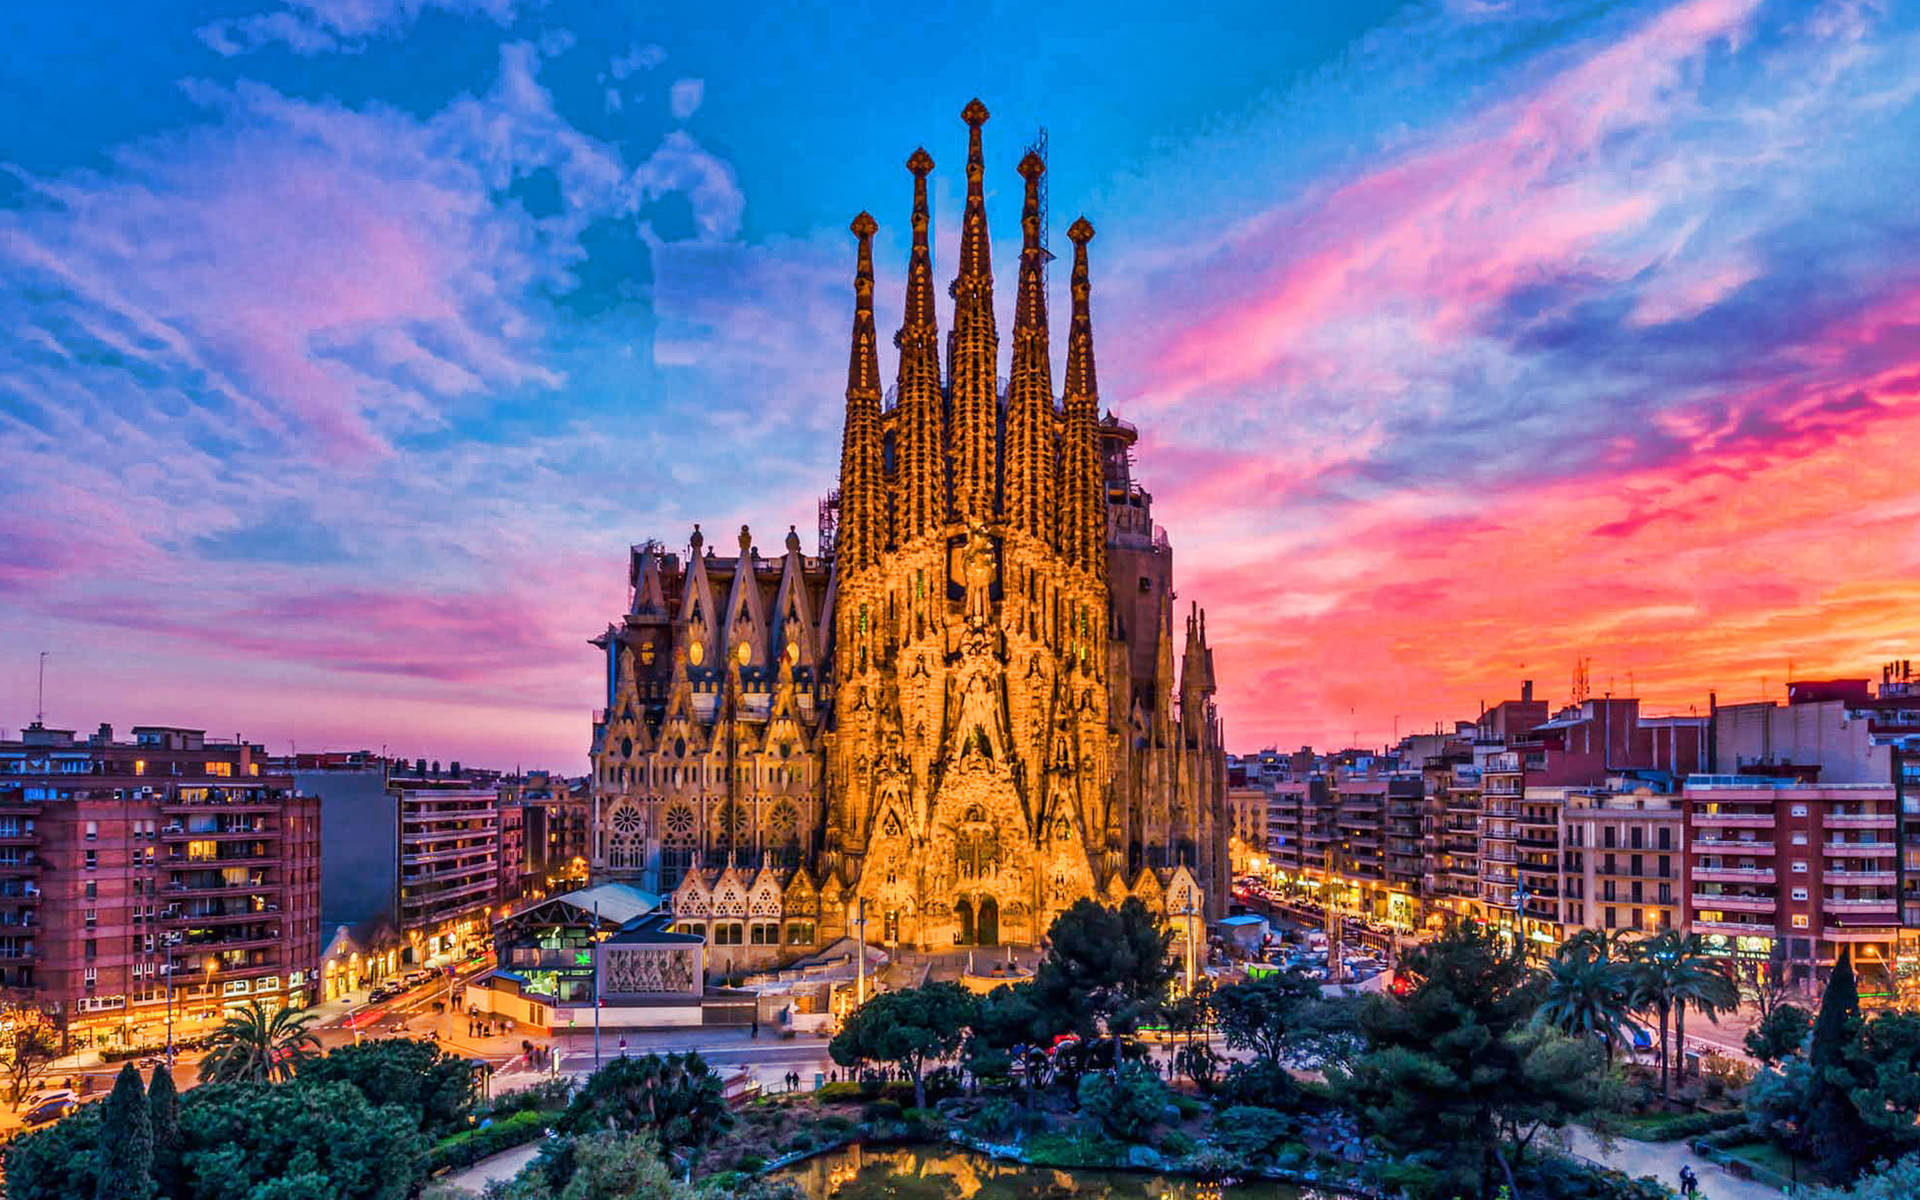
[591,900,602,1068]
[161,931,182,1065]
[854,898,868,1009]
[35,651,49,724]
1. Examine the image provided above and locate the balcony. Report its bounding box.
[162,823,276,840]
[1692,840,1773,856]
[1693,893,1777,913]
[1692,918,1774,936]
[1692,866,1776,884]
[1825,869,1896,884]
[1823,812,1895,830]
[1824,842,1897,857]
[1692,812,1775,828]
[1823,898,1899,912]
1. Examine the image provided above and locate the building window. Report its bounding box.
[785,921,815,945]
[1657,828,1671,851]
[84,909,96,928]
[85,820,98,841]
[1792,861,1808,873]
[85,939,97,961]
[85,850,98,871]
[1791,831,1808,845]
[1790,804,1807,817]
[85,881,97,899]
[749,923,778,945]
[84,967,97,988]
[1791,914,1809,929]
[1791,888,1809,901]
[712,922,744,946]
[1604,907,1617,929]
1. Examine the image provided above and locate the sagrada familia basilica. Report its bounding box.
[589,100,1229,962]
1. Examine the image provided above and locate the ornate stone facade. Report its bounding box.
[589,101,1229,962]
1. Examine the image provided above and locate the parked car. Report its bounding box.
[21,1087,77,1111]
[21,1099,74,1128]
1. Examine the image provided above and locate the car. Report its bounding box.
[22,1087,77,1111]
[21,1099,74,1127]
[368,986,397,1003]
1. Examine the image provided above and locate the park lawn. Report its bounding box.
[1720,1140,1810,1188]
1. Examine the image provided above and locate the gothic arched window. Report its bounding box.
[767,799,800,870]
[661,804,696,890]
[606,803,644,871]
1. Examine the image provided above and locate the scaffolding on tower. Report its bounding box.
[818,489,841,558]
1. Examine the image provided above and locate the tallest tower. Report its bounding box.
[946,98,999,525]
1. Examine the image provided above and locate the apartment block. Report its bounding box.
[393,773,501,965]
[0,723,320,1050]
[1560,787,1683,937]
[1684,777,1901,994]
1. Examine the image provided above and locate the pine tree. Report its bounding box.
[95,1063,154,1200]
[147,1062,183,1198]
[1806,952,1869,1183]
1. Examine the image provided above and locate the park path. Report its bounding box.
[433,1141,542,1197]
[1566,1127,1782,1200]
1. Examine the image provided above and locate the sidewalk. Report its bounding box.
[1566,1126,1780,1200]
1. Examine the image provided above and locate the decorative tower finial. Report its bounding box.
[1063,216,1104,575]
[948,98,999,524]
[1005,149,1055,545]
[897,147,945,543]
[838,210,886,569]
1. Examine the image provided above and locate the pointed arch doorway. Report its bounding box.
[977,896,999,946]
[955,897,975,946]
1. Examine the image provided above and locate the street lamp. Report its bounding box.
[203,960,218,1023]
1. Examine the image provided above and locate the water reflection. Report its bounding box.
[782,1144,1310,1200]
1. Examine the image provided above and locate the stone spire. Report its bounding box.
[896,148,945,543]
[1063,217,1105,576]
[1004,151,1054,546]
[946,98,999,525]
[837,211,885,570]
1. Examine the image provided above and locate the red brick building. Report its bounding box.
[1683,778,1900,995]
[0,722,321,1050]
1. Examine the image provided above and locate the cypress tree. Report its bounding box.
[95,1062,155,1200]
[1805,951,1868,1182]
[147,1062,183,1198]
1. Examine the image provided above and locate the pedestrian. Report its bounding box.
[751,1018,760,1039]
[618,1036,628,1057]
[1678,1165,1697,1197]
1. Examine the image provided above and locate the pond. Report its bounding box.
[781,1144,1318,1200]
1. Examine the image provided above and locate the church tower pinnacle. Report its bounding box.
[837,211,885,570]
[946,98,999,525]
[1063,216,1105,577]
[897,148,945,543]
[1004,151,1055,546]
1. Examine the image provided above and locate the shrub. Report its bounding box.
[1209,1105,1298,1163]
[1619,1109,1746,1142]
[483,1077,574,1119]
[426,1109,551,1175]
[863,1099,902,1123]
[1077,1063,1168,1143]
[1025,1126,1126,1169]
[1701,1052,1757,1100]
[963,1097,1027,1141]
[1157,1129,1199,1159]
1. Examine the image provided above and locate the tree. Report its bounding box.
[1,1002,62,1108]
[1210,969,1321,1065]
[1846,1011,1920,1147]
[179,1080,426,1200]
[1736,941,1796,1022]
[1034,898,1174,1065]
[1335,924,1599,1199]
[829,982,976,1110]
[1807,1153,1920,1200]
[1535,937,1635,1065]
[148,1062,184,1199]
[963,983,1047,1102]
[298,1038,480,1136]
[3,1103,105,1199]
[198,1000,320,1085]
[1746,1003,1813,1065]
[1627,930,1735,1097]
[1667,934,1739,1087]
[1806,952,1872,1182]
[95,1064,154,1200]
[562,1052,734,1156]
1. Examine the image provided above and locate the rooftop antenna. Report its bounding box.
[35,650,48,725]
[1572,656,1592,704]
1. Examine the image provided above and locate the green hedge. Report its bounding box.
[427,1109,552,1175]
[1616,1109,1745,1142]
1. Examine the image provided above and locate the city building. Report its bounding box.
[1226,764,1269,875]
[586,101,1230,964]
[1559,783,1683,937]
[498,770,590,896]
[391,769,501,969]
[1684,777,1902,996]
[0,723,320,1050]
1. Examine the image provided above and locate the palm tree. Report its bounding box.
[198,1000,320,1084]
[1626,929,1683,1095]
[1536,936,1636,1064]
[1667,932,1739,1086]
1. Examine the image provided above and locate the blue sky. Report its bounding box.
[4,0,1919,767]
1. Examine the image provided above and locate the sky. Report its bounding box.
[2,0,1917,770]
